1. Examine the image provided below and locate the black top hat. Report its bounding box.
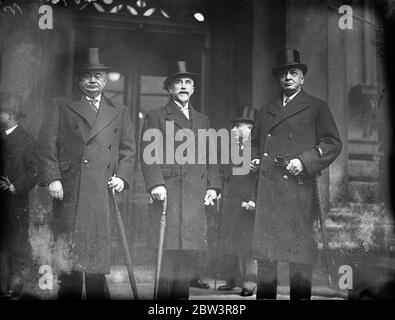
[163,61,199,90]
[77,48,111,71]
[230,105,257,124]
[0,92,26,118]
[271,49,308,77]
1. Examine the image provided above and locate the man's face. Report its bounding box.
[79,70,108,97]
[278,68,304,95]
[168,77,195,105]
[231,122,253,142]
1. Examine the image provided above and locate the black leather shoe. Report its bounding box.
[190,279,210,289]
[240,287,254,297]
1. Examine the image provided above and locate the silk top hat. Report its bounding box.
[230,105,257,124]
[77,48,111,71]
[272,49,308,77]
[0,92,25,118]
[164,61,198,90]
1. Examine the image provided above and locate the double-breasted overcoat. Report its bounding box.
[250,90,342,264]
[140,100,221,251]
[0,126,38,256]
[38,95,136,274]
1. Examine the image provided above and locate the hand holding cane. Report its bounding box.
[110,188,139,299]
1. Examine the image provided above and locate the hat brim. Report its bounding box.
[271,64,308,77]
[164,72,199,90]
[76,64,111,72]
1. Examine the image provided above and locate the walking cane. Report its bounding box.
[110,188,139,300]
[213,195,222,290]
[153,195,167,300]
[315,180,333,289]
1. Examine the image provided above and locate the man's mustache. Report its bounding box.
[86,83,99,87]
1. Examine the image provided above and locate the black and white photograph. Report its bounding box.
[1,0,395,312]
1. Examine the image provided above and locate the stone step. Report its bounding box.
[348,181,379,203]
[348,140,378,155]
[348,159,378,179]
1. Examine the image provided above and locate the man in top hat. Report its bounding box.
[38,48,136,299]
[0,92,38,298]
[249,49,342,299]
[216,105,258,297]
[140,61,222,299]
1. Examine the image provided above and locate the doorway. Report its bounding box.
[73,16,208,263]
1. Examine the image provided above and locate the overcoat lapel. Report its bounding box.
[190,106,206,133]
[266,90,312,132]
[165,100,191,130]
[86,96,121,142]
[67,97,97,129]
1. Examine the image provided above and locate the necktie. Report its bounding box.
[181,107,189,119]
[90,99,99,112]
[283,97,290,107]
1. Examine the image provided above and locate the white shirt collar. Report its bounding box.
[86,94,102,103]
[5,125,18,135]
[173,100,189,110]
[283,89,301,106]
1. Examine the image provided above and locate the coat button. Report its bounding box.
[283,175,288,180]
[107,164,111,168]
[201,174,205,179]
[83,159,89,164]
[74,123,78,129]
[263,153,268,157]
[288,133,293,139]
[114,128,118,134]
[267,133,272,138]
[262,171,268,177]
[182,173,186,178]
[108,144,112,150]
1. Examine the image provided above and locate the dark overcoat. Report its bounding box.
[140,100,222,251]
[38,95,136,274]
[218,149,257,257]
[250,90,342,264]
[0,126,38,254]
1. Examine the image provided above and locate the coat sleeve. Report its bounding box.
[205,116,222,193]
[13,133,38,195]
[297,101,342,176]
[116,107,136,190]
[140,111,165,193]
[37,98,61,186]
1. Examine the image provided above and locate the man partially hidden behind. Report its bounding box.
[0,92,38,298]
[250,49,342,300]
[38,48,136,300]
[217,106,257,297]
[140,61,221,300]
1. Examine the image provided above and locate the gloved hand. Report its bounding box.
[108,176,125,193]
[204,189,217,206]
[241,200,256,211]
[49,180,64,200]
[150,185,167,201]
[286,158,304,175]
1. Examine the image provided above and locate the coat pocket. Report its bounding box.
[58,160,71,171]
